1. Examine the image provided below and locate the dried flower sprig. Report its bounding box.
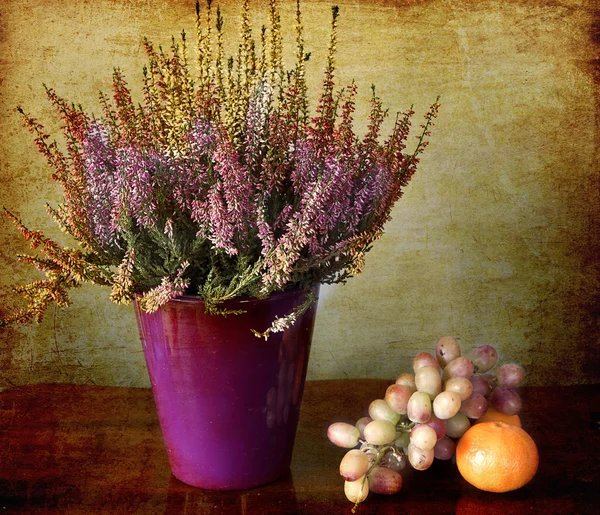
[2,0,439,333]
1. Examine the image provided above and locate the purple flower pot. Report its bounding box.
[134,286,319,490]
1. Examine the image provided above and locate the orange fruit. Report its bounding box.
[456,421,538,492]
[475,406,521,427]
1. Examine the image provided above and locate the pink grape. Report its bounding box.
[395,373,417,391]
[433,435,456,460]
[413,352,439,372]
[340,449,370,481]
[355,416,373,438]
[368,466,403,495]
[385,384,412,414]
[442,356,475,381]
[432,390,461,420]
[344,476,369,503]
[407,391,432,423]
[459,392,488,419]
[426,414,447,440]
[494,363,526,388]
[470,374,491,397]
[468,345,498,373]
[444,376,473,401]
[415,365,442,399]
[328,422,360,448]
[435,336,461,367]
[410,424,438,450]
[407,443,434,471]
[489,386,522,415]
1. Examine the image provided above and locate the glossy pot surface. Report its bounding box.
[134,286,319,490]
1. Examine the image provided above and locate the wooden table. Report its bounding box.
[0,380,598,514]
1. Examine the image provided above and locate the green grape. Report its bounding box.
[395,372,417,391]
[407,442,434,471]
[444,376,473,401]
[410,424,438,451]
[435,336,461,367]
[407,391,432,423]
[394,431,411,449]
[363,419,397,445]
[415,365,442,399]
[355,416,373,438]
[344,476,369,503]
[340,449,370,481]
[328,422,361,448]
[368,399,401,425]
[432,390,461,420]
[445,412,471,438]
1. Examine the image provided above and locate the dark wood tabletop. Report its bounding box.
[0,379,598,514]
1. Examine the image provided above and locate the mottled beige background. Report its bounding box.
[1,0,598,388]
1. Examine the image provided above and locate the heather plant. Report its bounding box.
[2,0,439,336]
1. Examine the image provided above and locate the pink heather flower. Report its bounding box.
[81,122,119,247]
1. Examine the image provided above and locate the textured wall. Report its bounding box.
[1,0,598,388]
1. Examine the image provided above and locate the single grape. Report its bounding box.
[355,416,373,438]
[369,399,401,425]
[407,391,432,424]
[407,442,435,471]
[442,356,475,381]
[467,345,498,373]
[395,372,417,391]
[435,336,461,367]
[328,422,361,448]
[385,384,413,414]
[489,386,522,415]
[494,363,526,388]
[368,466,403,495]
[413,351,439,372]
[380,448,408,472]
[444,376,473,401]
[344,476,369,503]
[426,414,447,440]
[363,419,397,445]
[445,412,471,438]
[415,365,442,399]
[459,392,488,419]
[340,449,370,481]
[394,431,411,449]
[470,374,491,397]
[410,424,438,451]
[433,435,456,460]
[432,390,461,420]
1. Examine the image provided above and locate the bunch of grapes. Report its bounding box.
[327,336,526,506]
